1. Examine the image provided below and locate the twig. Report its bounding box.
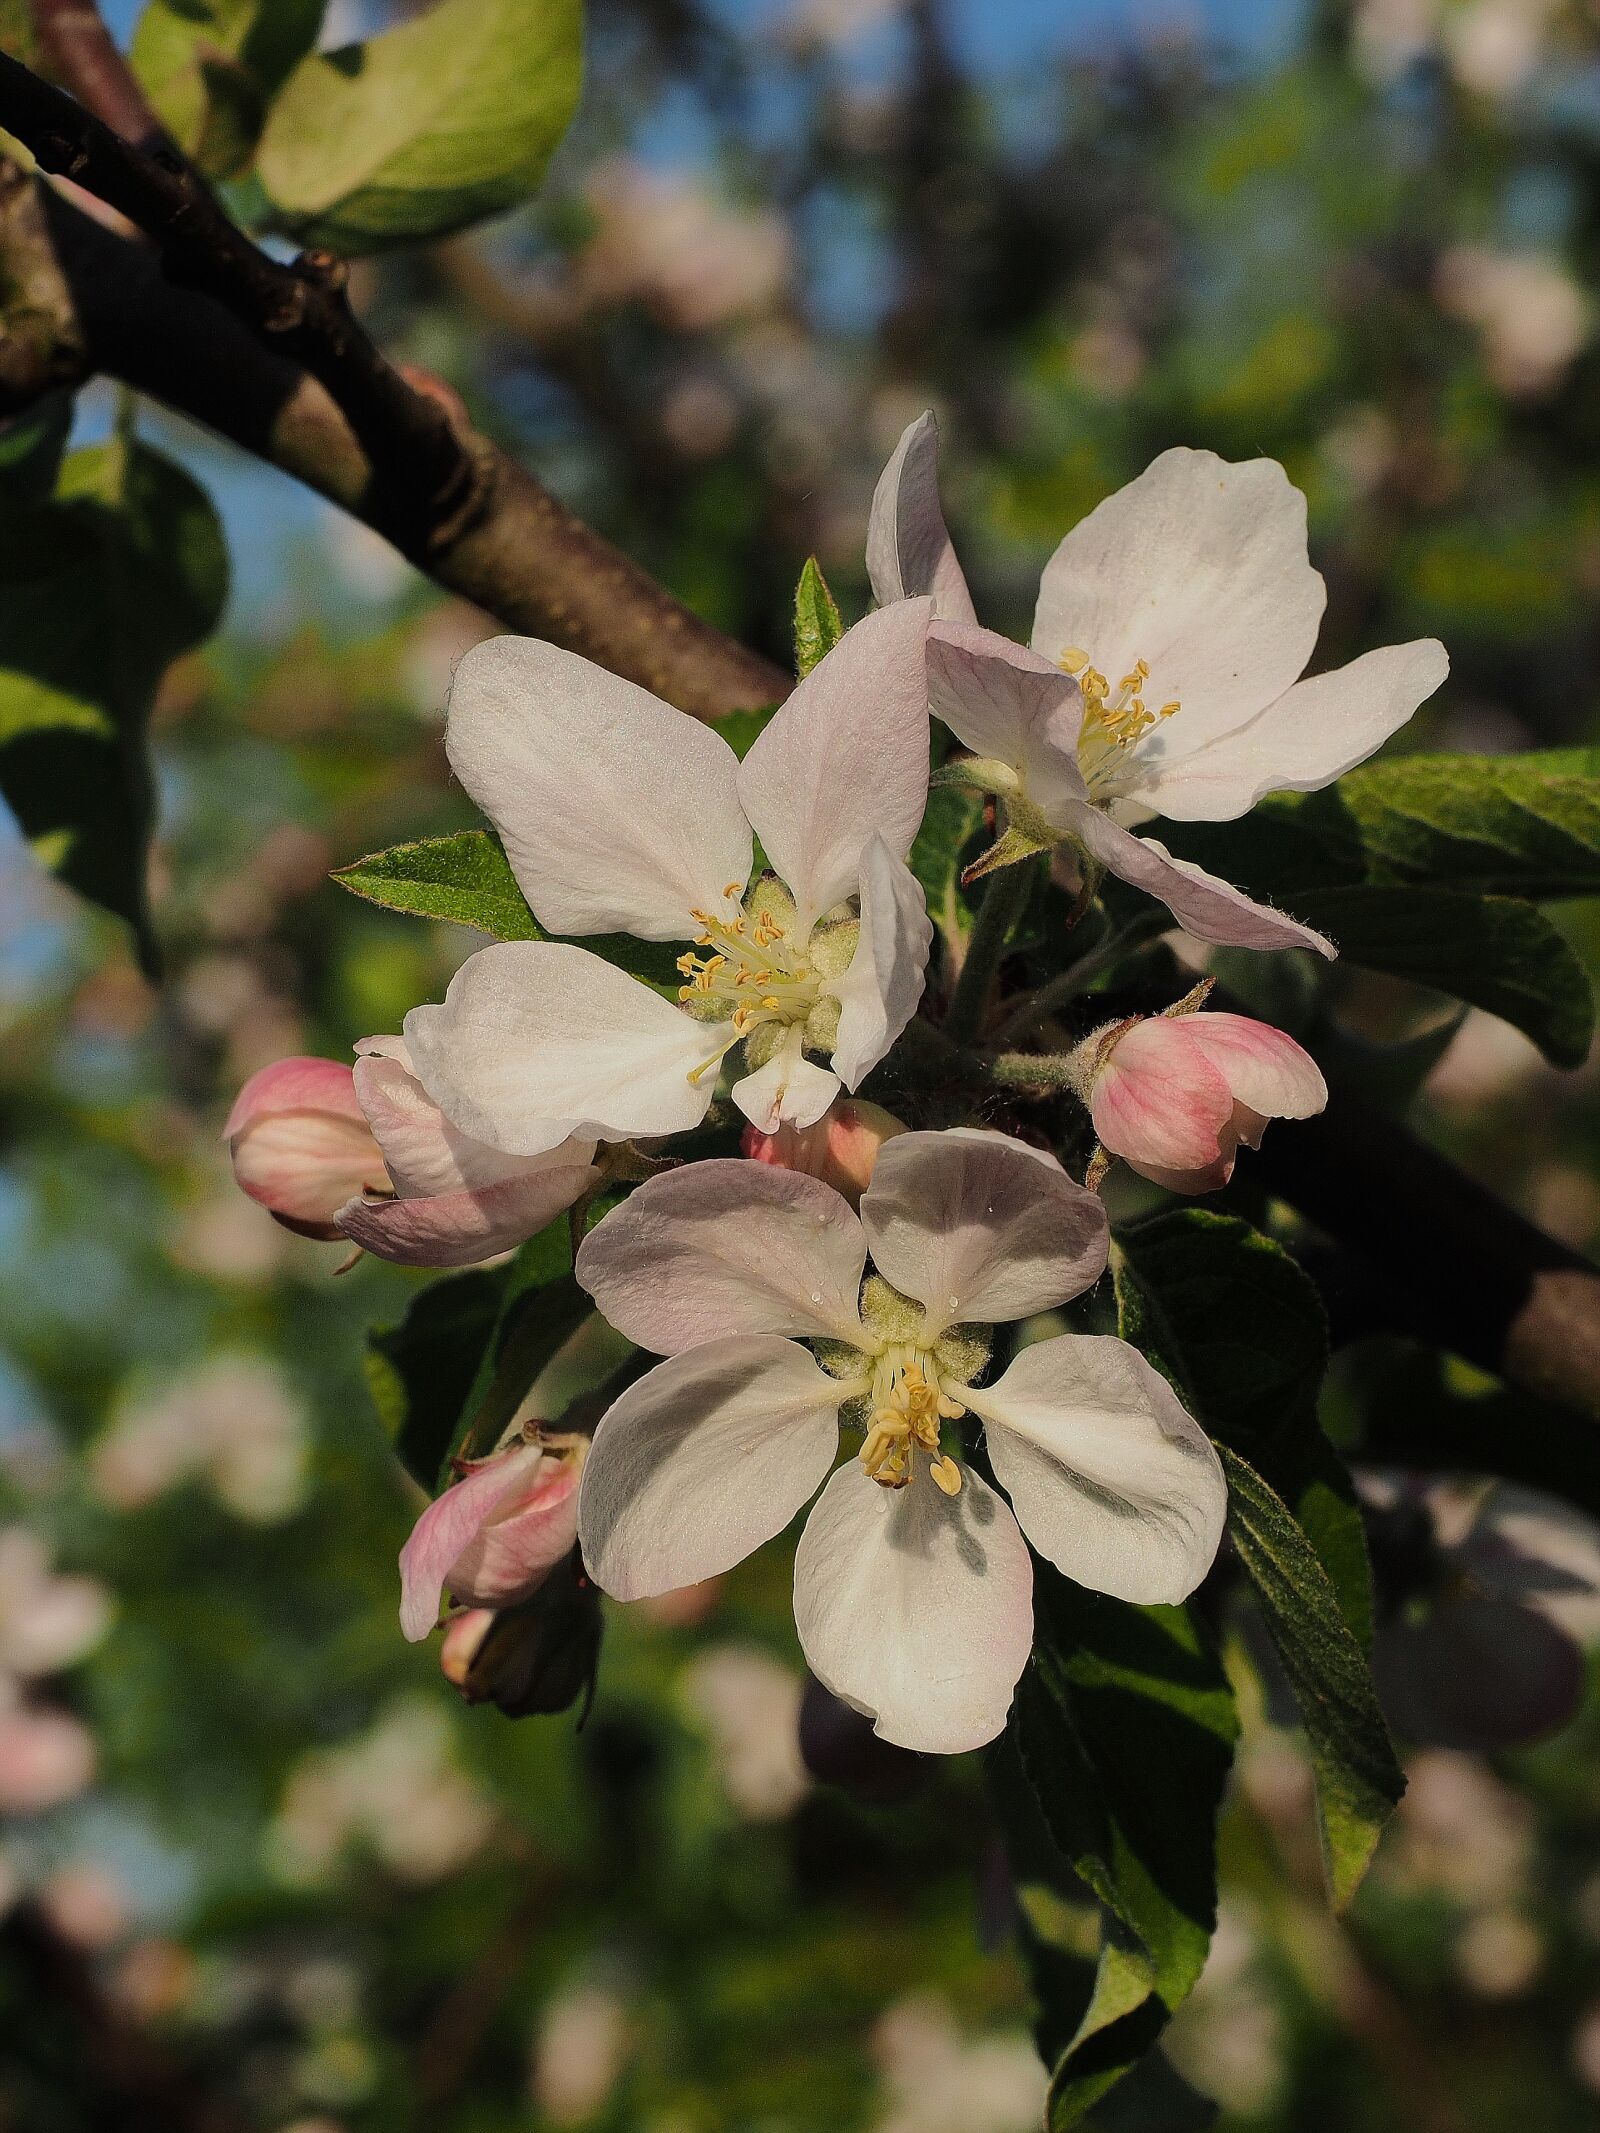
[0,43,482,553]
[943,845,1039,1045]
[30,0,172,151]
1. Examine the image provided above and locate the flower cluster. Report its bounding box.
[229,423,1450,1753]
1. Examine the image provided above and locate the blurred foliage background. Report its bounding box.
[4,0,1600,2127]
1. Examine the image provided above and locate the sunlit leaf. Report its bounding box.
[131,0,326,176]
[792,555,843,678]
[257,0,582,253]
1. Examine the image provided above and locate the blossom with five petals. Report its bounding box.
[1067,1008,1328,1194]
[401,601,935,1149]
[572,1129,1227,1753]
[868,414,1449,956]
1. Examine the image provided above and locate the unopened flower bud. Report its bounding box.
[440,1553,604,1719]
[399,1434,584,1641]
[225,1057,389,1238]
[740,1099,907,1207]
[1067,1009,1326,1194]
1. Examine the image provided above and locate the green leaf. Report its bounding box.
[1288,886,1591,1069]
[365,1263,506,1491]
[1000,1581,1238,2126]
[1156,753,1600,1066]
[257,0,582,253]
[1112,1213,1404,1902]
[792,556,843,678]
[908,782,982,943]
[131,0,326,176]
[444,1219,590,1488]
[332,829,681,991]
[711,704,778,761]
[1218,1447,1405,1907]
[0,437,228,976]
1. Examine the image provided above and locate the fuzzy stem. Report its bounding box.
[942,844,1040,1046]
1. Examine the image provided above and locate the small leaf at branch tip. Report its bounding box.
[1159,977,1217,1018]
[792,555,845,678]
[333,1244,365,1277]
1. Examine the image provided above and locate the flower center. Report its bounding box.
[858,1344,967,1496]
[1059,646,1179,794]
[678,888,820,1037]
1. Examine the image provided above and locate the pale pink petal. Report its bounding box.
[576,1159,868,1351]
[445,634,751,940]
[338,1160,598,1267]
[865,411,978,622]
[446,1462,580,1612]
[578,1337,846,1600]
[1180,1014,1328,1122]
[828,836,933,1090]
[925,620,1088,821]
[858,1128,1108,1337]
[1031,448,1325,744]
[353,1051,583,1198]
[737,599,933,932]
[740,1099,907,1209]
[967,1334,1226,1605]
[1129,639,1449,821]
[792,1461,1033,1754]
[1089,1020,1235,1175]
[403,943,730,1155]
[224,1055,367,1138]
[399,1444,549,1641]
[1068,804,1337,957]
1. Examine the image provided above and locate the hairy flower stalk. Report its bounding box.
[572,1130,1226,1754]
[869,412,1449,957]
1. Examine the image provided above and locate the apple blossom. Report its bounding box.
[398,1429,585,1642]
[573,1129,1226,1754]
[740,1097,908,1206]
[228,1047,600,1267]
[400,600,936,1149]
[869,413,1450,956]
[1067,1006,1327,1194]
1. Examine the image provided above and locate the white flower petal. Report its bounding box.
[577,1337,844,1600]
[1128,639,1450,821]
[792,1461,1033,1754]
[926,621,1088,821]
[859,1128,1108,1336]
[1031,448,1325,744]
[730,1025,841,1133]
[738,600,933,932]
[403,942,727,1155]
[446,634,751,940]
[575,1158,868,1351]
[865,411,978,622]
[829,836,934,1089]
[1069,805,1336,957]
[967,1335,1227,1605]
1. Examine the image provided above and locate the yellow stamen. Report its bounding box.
[929,1455,962,1497]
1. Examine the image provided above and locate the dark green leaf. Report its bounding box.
[1002,1580,1238,2126]
[258,0,582,253]
[131,0,326,175]
[444,1219,590,1488]
[0,437,229,976]
[712,704,779,760]
[1157,754,1600,1065]
[792,555,843,678]
[332,829,682,991]
[1219,1446,1406,1906]
[908,782,981,942]
[364,1264,506,1491]
[1113,1213,1403,1902]
[0,395,71,504]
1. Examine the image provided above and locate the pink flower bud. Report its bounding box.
[740,1099,907,1207]
[1072,1010,1327,1195]
[225,1058,389,1239]
[399,1437,584,1642]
